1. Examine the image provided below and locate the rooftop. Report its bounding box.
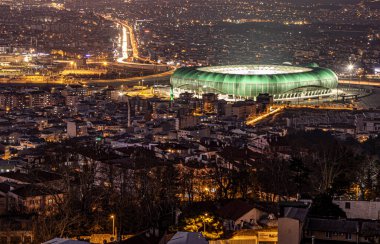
[42,238,89,244]
[0,170,62,184]
[198,65,312,75]
[167,232,207,244]
[305,218,358,233]
[10,184,61,198]
[218,200,256,221]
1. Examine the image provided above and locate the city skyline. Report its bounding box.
[0,0,379,243]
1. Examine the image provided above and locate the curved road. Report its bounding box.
[339,80,380,87]
[1,14,175,86]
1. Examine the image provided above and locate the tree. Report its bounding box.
[234,167,259,200]
[360,137,380,200]
[180,166,196,203]
[212,162,235,200]
[182,213,223,240]
[284,130,362,196]
[289,157,310,198]
[309,194,346,219]
[257,156,293,202]
[35,142,181,240]
[353,154,379,200]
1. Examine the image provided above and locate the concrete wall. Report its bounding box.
[278,218,300,244]
[67,121,77,138]
[333,200,380,220]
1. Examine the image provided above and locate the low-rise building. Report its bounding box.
[218,200,275,231]
[278,206,309,244]
[304,218,359,243]
[7,184,63,213]
[333,200,380,220]
[178,126,211,141]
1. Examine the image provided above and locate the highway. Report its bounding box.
[0,69,173,85]
[88,69,173,85]
[246,106,284,126]
[96,14,175,83]
[246,103,357,126]
[1,13,174,86]
[100,14,152,64]
[339,80,380,87]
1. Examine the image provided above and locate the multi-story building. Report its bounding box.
[28,91,53,108]
[224,100,256,119]
[178,126,210,141]
[0,92,29,110]
[65,95,79,107]
[175,114,199,130]
[67,121,89,138]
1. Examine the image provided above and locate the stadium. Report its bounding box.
[170,64,339,102]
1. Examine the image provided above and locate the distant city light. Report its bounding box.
[23,56,30,63]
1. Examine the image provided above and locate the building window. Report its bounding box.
[345,202,351,209]
[346,233,352,240]
[325,232,332,238]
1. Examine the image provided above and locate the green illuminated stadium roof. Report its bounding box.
[171,65,338,97]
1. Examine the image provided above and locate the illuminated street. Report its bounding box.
[246,106,284,126]
[339,79,380,87]
[122,26,129,60]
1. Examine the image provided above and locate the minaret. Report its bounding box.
[126,96,131,127]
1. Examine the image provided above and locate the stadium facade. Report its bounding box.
[170,64,338,101]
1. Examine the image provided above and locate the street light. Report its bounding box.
[70,61,76,70]
[347,64,354,72]
[110,215,115,237]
